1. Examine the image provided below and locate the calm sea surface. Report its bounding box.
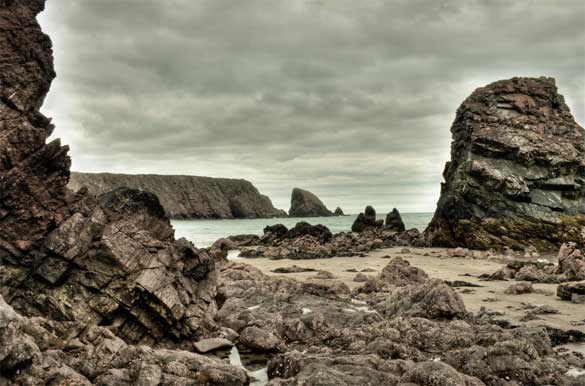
[172,212,433,248]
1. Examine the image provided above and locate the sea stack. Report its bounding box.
[425,77,585,251]
[385,208,406,232]
[352,205,384,232]
[334,207,344,216]
[289,187,333,217]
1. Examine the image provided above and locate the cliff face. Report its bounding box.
[0,0,217,351]
[289,187,333,217]
[69,172,286,219]
[425,77,585,251]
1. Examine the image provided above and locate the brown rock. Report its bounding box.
[239,326,282,351]
[425,77,585,251]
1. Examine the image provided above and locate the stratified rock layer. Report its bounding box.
[0,0,217,350]
[69,172,286,219]
[426,77,585,250]
[288,187,333,217]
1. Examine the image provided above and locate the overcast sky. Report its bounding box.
[39,0,585,213]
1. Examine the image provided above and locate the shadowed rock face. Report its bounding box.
[69,172,286,219]
[425,77,585,251]
[0,0,217,348]
[289,187,333,217]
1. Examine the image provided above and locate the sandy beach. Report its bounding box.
[239,247,585,334]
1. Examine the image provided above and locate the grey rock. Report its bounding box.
[425,77,585,251]
[385,208,406,232]
[193,337,234,353]
[289,188,333,217]
[69,172,286,219]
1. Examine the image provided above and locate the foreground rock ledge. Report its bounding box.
[425,77,585,251]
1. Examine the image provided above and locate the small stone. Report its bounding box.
[194,338,234,353]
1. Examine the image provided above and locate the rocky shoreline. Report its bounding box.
[1,1,585,385]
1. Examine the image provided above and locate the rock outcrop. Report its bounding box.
[425,77,585,251]
[385,208,406,232]
[352,205,383,232]
[334,206,344,216]
[0,0,217,352]
[288,187,333,217]
[69,172,286,219]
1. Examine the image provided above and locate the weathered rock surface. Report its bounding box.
[385,208,406,232]
[69,171,286,219]
[0,296,248,386]
[0,0,219,353]
[557,281,585,302]
[426,77,585,251]
[217,260,582,386]
[352,206,383,232]
[288,188,333,217]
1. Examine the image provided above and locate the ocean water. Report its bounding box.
[172,212,433,248]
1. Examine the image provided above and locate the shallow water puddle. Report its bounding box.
[229,346,269,386]
[227,250,242,260]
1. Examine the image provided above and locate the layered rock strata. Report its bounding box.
[69,172,286,219]
[426,77,585,251]
[0,0,217,351]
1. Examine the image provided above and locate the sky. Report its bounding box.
[38,0,585,214]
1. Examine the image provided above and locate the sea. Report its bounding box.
[172,212,433,248]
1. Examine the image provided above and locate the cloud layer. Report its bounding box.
[39,0,585,213]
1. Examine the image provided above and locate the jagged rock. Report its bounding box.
[283,222,333,243]
[504,282,534,294]
[239,326,283,351]
[0,0,218,350]
[401,361,485,386]
[557,281,585,302]
[355,257,429,294]
[69,172,287,219]
[425,77,585,251]
[288,188,333,217]
[557,242,585,280]
[375,279,467,319]
[333,206,344,216]
[0,295,248,386]
[263,224,289,238]
[385,208,406,232]
[351,206,383,232]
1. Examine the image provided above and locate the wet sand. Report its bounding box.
[238,247,585,333]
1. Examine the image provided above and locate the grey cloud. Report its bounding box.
[39,0,585,213]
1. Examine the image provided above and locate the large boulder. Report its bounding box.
[289,188,333,217]
[425,77,585,251]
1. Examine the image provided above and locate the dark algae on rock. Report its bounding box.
[426,77,585,251]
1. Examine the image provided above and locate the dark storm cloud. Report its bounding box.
[39,0,585,213]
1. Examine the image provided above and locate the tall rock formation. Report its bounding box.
[289,187,333,217]
[69,172,286,219]
[385,208,406,232]
[0,0,217,348]
[352,205,383,232]
[425,77,585,250]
